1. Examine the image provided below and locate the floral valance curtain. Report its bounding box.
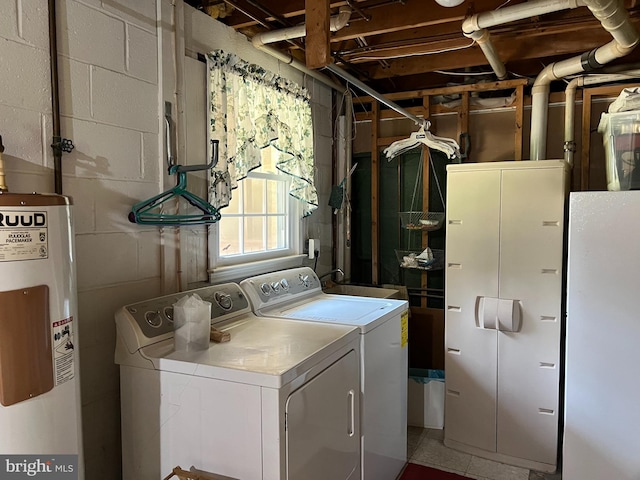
[206,49,318,217]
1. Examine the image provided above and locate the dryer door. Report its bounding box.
[285,349,359,480]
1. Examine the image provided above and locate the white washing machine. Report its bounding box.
[240,267,409,480]
[115,282,361,480]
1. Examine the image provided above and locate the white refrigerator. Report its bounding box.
[564,191,640,479]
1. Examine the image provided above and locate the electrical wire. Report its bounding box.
[434,70,495,76]
[348,40,476,62]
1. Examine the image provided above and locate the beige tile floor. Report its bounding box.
[407,427,562,480]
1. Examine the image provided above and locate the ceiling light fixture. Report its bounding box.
[435,0,465,7]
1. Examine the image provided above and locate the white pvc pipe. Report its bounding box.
[462,0,585,88]
[530,87,551,161]
[462,0,583,33]
[467,30,507,80]
[564,70,640,165]
[530,0,639,160]
[564,78,581,166]
[252,6,351,48]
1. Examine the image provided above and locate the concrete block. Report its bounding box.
[310,80,332,108]
[63,177,97,234]
[127,24,157,84]
[79,342,119,404]
[142,132,160,181]
[0,1,18,43]
[60,116,146,180]
[0,38,51,112]
[77,278,161,347]
[2,171,53,195]
[75,232,138,288]
[20,0,49,49]
[313,104,333,138]
[137,230,161,279]
[57,57,91,119]
[58,0,125,73]
[80,395,124,480]
[314,137,333,167]
[93,178,160,233]
[102,0,157,33]
[91,66,158,133]
[0,104,46,170]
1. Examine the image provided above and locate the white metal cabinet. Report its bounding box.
[444,160,568,472]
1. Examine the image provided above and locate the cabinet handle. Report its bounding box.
[347,390,355,437]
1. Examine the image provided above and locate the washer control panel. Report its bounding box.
[122,283,250,340]
[240,267,321,309]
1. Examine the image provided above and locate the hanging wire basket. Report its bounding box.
[399,211,445,232]
[395,248,444,271]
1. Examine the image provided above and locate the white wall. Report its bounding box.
[0,1,335,478]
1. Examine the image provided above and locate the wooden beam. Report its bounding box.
[371,100,380,284]
[353,79,528,102]
[421,95,430,308]
[305,0,331,69]
[514,84,524,160]
[458,92,469,161]
[225,0,517,31]
[581,89,593,191]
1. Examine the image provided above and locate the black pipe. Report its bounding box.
[48,0,62,194]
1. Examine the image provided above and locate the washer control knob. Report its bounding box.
[280,279,289,291]
[271,282,281,293]
[215,292,233,310]
[260,283,271,295]
[163,306,174,322]
[145,310,162,328]
[300,275,310,288]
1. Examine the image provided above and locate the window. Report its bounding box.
[206,50,316,277]
[214,146,300,267]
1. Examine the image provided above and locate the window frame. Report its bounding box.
[212,167,301,267]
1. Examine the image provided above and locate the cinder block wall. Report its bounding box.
[0,1,165,478]
[0,1,335,479]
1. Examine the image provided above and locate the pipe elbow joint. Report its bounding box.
[251,35,266,49]
[467,29,490,42]
[331,6,352,32]
[462,16,480,36]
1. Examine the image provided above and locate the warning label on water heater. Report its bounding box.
[0,210,48,262]
[53,316,75,386]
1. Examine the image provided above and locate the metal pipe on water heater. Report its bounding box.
[48,0,63,194]
[0,136,7,193]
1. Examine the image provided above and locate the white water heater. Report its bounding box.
[0,193,83,472]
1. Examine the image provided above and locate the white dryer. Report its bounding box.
[115,282,361,480]
[240,267,409,480]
